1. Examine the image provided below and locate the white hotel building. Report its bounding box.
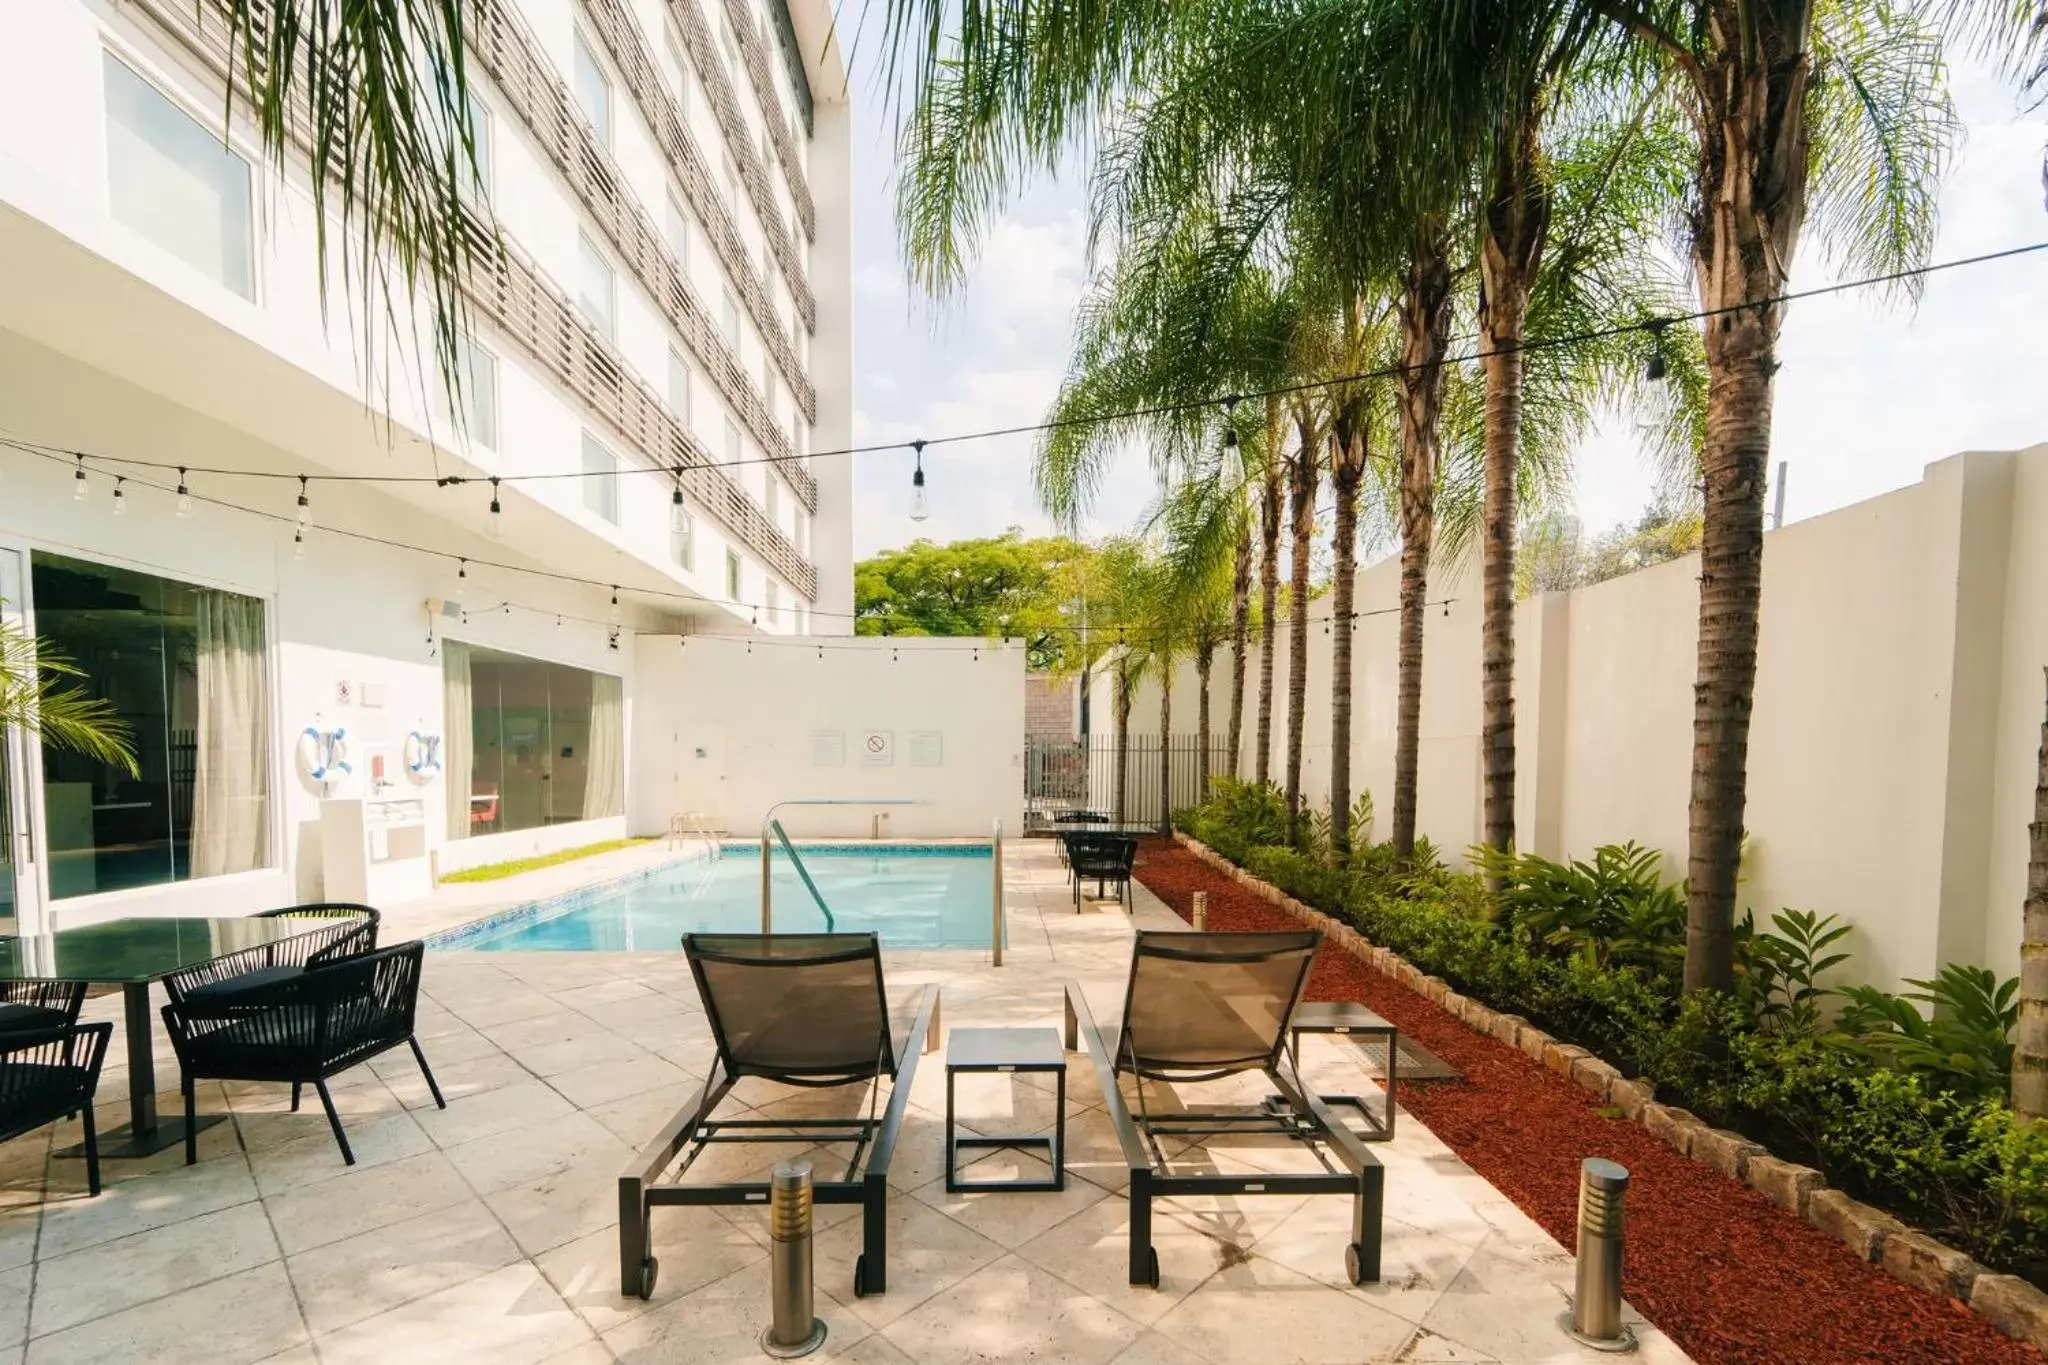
[0,0,859,931]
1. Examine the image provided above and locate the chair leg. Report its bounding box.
[290,1082,301,1113]
[82,1101,101,1198]
[409,1037,448,1109]
[312,1079,355,1165]
[183,1074,198,1167]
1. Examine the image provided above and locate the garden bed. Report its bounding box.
[1134,836,2041,1365]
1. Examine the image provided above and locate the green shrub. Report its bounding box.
[1834,965,2019,1102]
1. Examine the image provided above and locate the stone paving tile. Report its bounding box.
[0,841,1685,1364]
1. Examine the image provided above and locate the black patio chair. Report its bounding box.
[1052,811,1110,866]
[170,904,381,1006]
[618,932,941,1302]
[1063,929,1384,1288]
[0,980,87,1035]
[0,1022,113,1196]
[160,940,443,1166]
[1066,834,1138,912]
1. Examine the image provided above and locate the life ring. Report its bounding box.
[296,725,352,784]
[404,730,443,781]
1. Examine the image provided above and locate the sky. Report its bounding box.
[839,43,2048,562]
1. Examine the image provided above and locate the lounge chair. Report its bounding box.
[618,932,940,1301]
[0,1022,113,1196]
[1063,929,1384,1287]
[1066,834,1138,912]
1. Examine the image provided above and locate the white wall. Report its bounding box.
[632,634,1025,838]
[1120,444,2048,991]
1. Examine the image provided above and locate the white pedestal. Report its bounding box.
[319,796,432,905]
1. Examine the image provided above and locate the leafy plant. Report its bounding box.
[1834,965,2018,1101]
[1481,842,1686,978]
[1744,910,1853,1038]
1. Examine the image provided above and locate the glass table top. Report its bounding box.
[0,917,344,984]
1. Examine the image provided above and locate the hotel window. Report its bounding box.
[672,503,695,572]
[582,432,619,523]
[103,52,254,299]
[443,336,499,452]
[721,291,741,347]
[31,553,272,898]
[668,348,692,424]
[724,416,743,467]
[764,474,779,525]
[577,234,616,341]
[765,580,780,624]
[725,549,743,601]
[720,16,740,66]
[661,20,689,102]
[444,646,622,838]
[665,191,691,268]
[721,151,739,210]
[461,95,493,207]
[572,31,612,147]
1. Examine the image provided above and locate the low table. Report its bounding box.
[945,1026,1066,1192]
[1286,1001,1398,1142]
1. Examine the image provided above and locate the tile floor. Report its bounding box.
[0,842,1690,1364]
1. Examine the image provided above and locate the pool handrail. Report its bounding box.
[757,799,927,934]
[762,817,835,931]
[992,818,1005,967]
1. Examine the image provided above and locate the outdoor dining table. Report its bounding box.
[0,915,341,1157]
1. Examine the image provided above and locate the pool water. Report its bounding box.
[453,845,998,951]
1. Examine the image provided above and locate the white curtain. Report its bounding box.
[443,639,473,840]
[191,590,270,877]
[583,672,623,819]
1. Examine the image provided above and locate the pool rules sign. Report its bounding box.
[860,730,894,765]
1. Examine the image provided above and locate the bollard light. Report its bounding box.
[761,1160,827,1357]
[1560,1157,1636,1352]
[1191,891,1209,931]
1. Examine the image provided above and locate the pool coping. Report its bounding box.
[425,841,996,950]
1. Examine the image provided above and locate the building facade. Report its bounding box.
[0,0,854,931]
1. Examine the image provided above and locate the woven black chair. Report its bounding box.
[160,940,442,1166]
[618,933,940,1302]
[0,1022,113,1196]
[1064,930,1384,1288]
[168,904,380,1007]
[0,981,87,1035]
[1066,834,1139,912]
[1051,811,1110,867]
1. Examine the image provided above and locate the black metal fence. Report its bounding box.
[1024,734,1237,833]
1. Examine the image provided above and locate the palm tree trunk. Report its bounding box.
[1159,663,1174,834]
[1392,240,1454,858]
[1284,419,1318,847]
[1226,527,1251,780]
[1478,115,1549,879]
[1114,656,1131,827]
[1197,641,1216,797]
[1328,431,1362,860]
[1255,398,1283,787]
[1682,38,1811,996]
[2017,670,2048,1119]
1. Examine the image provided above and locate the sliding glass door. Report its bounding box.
[0,549,42,933]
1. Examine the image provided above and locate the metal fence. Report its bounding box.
[1024,735,1236,833]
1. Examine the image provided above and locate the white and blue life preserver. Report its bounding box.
[296,725,352,785]
[404,730,443,782]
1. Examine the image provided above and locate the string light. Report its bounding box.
[1222,395,1240,450]
[111,478,126,516]
[488,477,503,537]
[293,526,307,559]
[609,586,620,622]
[72,455,86,499]
[295,475,311,528]
[908,439,928,522]
[175,468,192,518]
[1644,321,1670,382]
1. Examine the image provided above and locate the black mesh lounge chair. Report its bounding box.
[160,941,443,1166]
[0,981,87,1035]
[618,933,941,1302]
[169,904,380,1005]
[1066,834,1138,912]
[1063,930,1384,1288]
[0,1022,112,1196]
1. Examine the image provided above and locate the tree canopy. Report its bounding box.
[853,532,1100,669]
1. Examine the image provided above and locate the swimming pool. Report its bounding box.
[438,844,999,951]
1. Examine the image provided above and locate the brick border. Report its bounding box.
[1171,832,2048,1351]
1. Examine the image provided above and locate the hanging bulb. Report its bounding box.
[609,628,621,652]
[892,647,900,664]
[176,468,192,518]
[456,559,469,601]
[816,645,823,660]
[293,526,307,560]
[670,482,687,532]
[1222,395,1240,450]
[72,456,88,500]
[488,478,504,537]
[295,476,312,527]
[555,614,563,630]
[1644,321,1670,382]
[111,478,126,516]
[609,587,621,623]
[908,440,929,522]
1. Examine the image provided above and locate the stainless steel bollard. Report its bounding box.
[1560,1158,1636,1352]
[761,1160,828,1357]
[1191,891,1208,930]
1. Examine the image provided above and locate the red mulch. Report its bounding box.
[1132,837,2038,1365]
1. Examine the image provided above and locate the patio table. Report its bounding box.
[0,916,344,1157]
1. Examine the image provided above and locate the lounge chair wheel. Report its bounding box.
[1345,1244,1367,1286]
[852,1255,873,1298]
[1144,1248,1160,1288]
[637,1257,658,1300]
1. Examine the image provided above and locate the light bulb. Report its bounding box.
[176,468,192,518]
[671,486,687,533]
[111,479,126,516]
[456,559,468,601]
[488,478,503,537]
[293,527,307,560]
[72,458,87,500]
[609,587,621,623]
[295,476,312,528]
[909,466,928,522]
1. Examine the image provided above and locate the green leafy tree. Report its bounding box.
[853,533,1097,669]
[0,617,137,775]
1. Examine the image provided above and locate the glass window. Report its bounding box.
[452,645,622,837]
[461,95,492,206]
[721,16,740,65]
[31,552,271,898]
[577,234,616,341]
[582,432,619,523]
[572,31,612,147]
[724,416,743,467]
[721,151,739,209]
[672,502,695,572]
[667,348,692,424]
[661,20,689,101]
[725,549,742,601]
[665,191,690,268]
[764,474,778,525]
[443,336,499,451]
[103,53,254,299]
[722,291,741,348]
[765,579,779,624]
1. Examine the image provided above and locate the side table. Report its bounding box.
[1286,1001,1398,1141]
[945,1026,1067,1191]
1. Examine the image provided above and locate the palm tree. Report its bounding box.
[1256,397,1285,787]
[2018,669,2048,1120]
[0,619,137,775]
